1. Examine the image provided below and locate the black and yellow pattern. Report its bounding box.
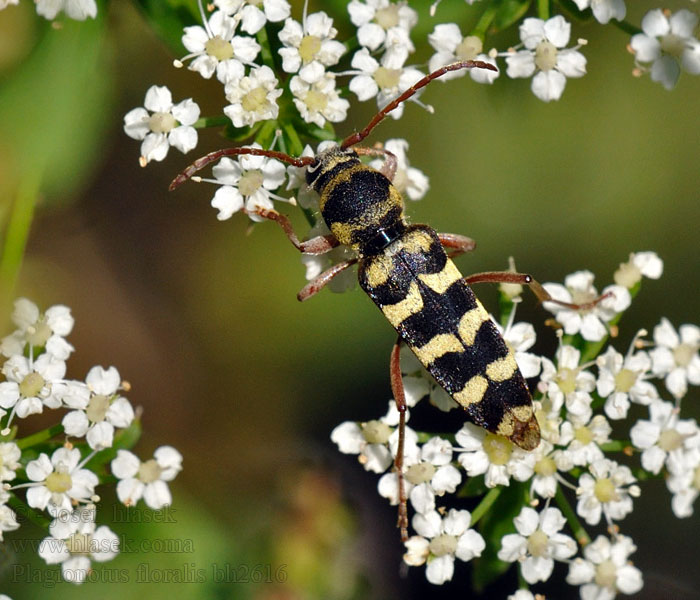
[307,147,540,451]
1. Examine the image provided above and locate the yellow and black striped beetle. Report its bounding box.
[171,61,598,540]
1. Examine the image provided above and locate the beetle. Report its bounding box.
[170,61,601,539]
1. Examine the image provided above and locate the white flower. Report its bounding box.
[0,503,19,541]
[348,0,417,55]
[559,413,611,467]
[613,251,663,289]
[630,9,700,90]
[0,442,21,481]
[61,366,134,450]
[290,73,350,127]
[666,448,700,517]
[278,12,345,83]
[525,440,573,498]
[35,0,96,20]
[123,86,200,166]
[494,307,541,379]
[543,270,630,342]
[498,506,577,583]
[428,23,499,85]
[572,0,625,25]
[368,138,428,201]
[454,423,530,488]
[540,345,596,422]
[404,508,485,585]
[630,399,699,474]
[378,436,461,514]
[505,16,587,102]
[331,419,399,473]
[180,10,260,83]
[25,447,98,517]
[596,345,658,420]
[576,458,640,525]
[567,535,643,599]
[1,297,74,360]
[111,446,182,509]
[39,506,119,584]
[347,48,424,119]
[214,0,290,34]
[0,353,67,420]
[224,65,282,128]
[207,145,286,221]
[649,318,700,399]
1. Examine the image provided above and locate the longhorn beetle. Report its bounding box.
[171,61,605,540]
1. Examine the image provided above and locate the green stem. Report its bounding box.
[193,115,230,129]
[611,19,642,37]
[470,486,502,526]
[15,424,64,450]
[537,0,550,21]
[257,24,276,71]
[0,173,41,309]
[599,440,631,453]
[555,486,590,546]
[472,4,499,39]
[282,121,304,157]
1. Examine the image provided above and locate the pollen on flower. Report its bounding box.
[46,471,72,493]
[526,529,549,557]
[298,35,321,62]
[593,477,617,503]
[534,41,557,71]
[19,372,45,398]
[374,66,401,90]
[205,35,235,61]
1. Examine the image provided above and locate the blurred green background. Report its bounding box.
[0,0,698,598]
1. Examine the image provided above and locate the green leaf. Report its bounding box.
[134,0,200,56]
[490,0,533,34]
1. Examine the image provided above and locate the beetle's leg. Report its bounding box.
[244,207,339,255]
[297,259,358,302]
[354,146,398,181]
[390,336,409,542]
[438,232,477,259]
[464,271,612,310]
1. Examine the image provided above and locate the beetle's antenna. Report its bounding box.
[169,147,314,191]
[341,60,497,149]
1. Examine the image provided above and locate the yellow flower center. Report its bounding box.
[594,477,617,503]
[237,170,264,197]
[527,529,549,557]
[594,559,618,588]
[534,41,558,71]
[614,261,641,288]
[534,455,557,477]
[65,532,91,555]
[19,372,45,398]
[298,35,321,63]
[362,420,392,445]
[46,471,72,493]
[241,87,268,113]
[374,66,401,91]
[375,6,399,30]
[658,429,683,452]
[557,367,578,394]
[304,89,328,112]
[693,465,700,491]
[614,369,637,393]
[405,462,436,485]
[26,317,52,347]
[148,111,177,134]
[138,459,162,483]
[429,533,457,557]
[574,425,594,445]
[483,433,513,466]
[660,33,686,58]
[205,35,234,61]
[673,343,696,368]
[86,394,110,423]
[456,36,483,61]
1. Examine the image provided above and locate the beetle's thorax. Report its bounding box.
[306,146,406,255]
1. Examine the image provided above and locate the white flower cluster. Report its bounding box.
[0,298,183,584]
[0,0,96,21]
[331,250,700,595]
